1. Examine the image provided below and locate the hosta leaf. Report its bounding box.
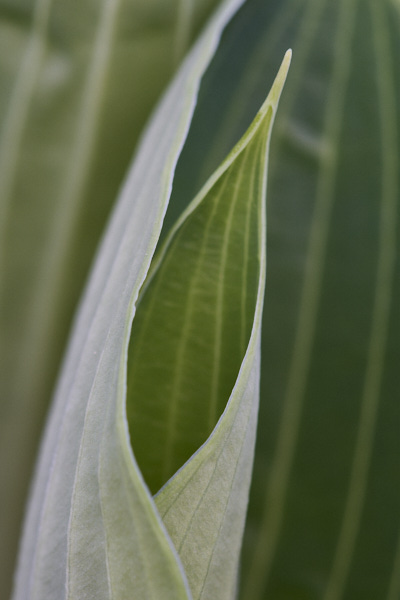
[125,51,290,599]
[11,1,246,598]
[156,0,400,598]
[126,53,289,493]
[0,0,223,593]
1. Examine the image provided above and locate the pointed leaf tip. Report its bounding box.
[262,49,292,111]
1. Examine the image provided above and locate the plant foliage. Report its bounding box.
[1,0,400,599]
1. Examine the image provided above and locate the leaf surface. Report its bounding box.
[11,2,246,598]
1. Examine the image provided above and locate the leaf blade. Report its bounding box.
[0,1,225,592]
[11,2,246,598]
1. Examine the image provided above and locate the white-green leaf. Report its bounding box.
[125,51,290,599]
[11,2,246,598]
[0,1,224,593]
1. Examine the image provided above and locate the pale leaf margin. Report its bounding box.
[11,1,247,599]
[154,51,291,600]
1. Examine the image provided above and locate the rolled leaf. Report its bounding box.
[126,51,290,599]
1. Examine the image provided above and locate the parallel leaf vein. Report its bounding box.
[324,1,399,597]
[245,0,358,596]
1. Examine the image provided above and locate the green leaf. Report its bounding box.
[11,2,246,598]
[126,51,290,599]
[0,0,224,593]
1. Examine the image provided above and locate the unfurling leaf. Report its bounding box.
[11,0,290,595]
[11,2,247,598]
[127,50,291,599]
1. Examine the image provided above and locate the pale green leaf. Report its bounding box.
[125,51,290,599]
[11,2,246,598]
[0,1,223,593]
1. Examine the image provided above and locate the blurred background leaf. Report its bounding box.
[167,0,400,598]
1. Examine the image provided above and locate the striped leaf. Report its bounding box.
[161,0,400,598]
